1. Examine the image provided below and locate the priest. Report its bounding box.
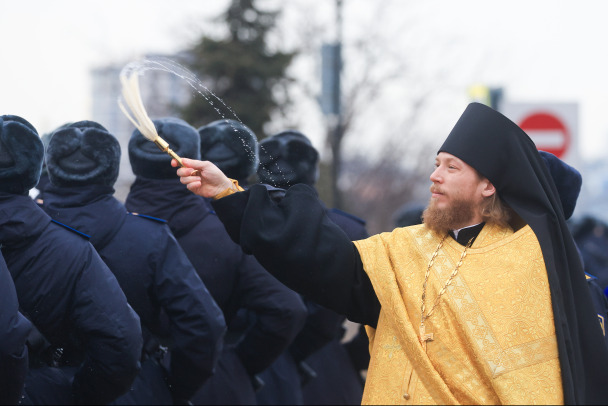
[175,103,608,404]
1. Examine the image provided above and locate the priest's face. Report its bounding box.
[424,152,495,231]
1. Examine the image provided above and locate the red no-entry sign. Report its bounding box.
[501,102,578,163]
[519,112,571,159]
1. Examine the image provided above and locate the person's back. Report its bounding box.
[585,272,608,348]
[256,130,368,405]
[0,252,31,405]
[126,117,307,404]
[570,215,608,293]
[43,121,227,404]
[0,115,142,405]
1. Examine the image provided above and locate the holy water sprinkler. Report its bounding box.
[118,70,199,176]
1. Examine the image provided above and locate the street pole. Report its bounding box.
[330,0,344,209]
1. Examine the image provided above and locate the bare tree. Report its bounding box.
[270,0,496,230]
[340,96,436,234]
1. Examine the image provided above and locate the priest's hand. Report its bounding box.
[173,158,233,199]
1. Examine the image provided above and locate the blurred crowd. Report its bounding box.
[1,112,607,406]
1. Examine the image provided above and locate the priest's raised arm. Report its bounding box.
[175,158,381,328]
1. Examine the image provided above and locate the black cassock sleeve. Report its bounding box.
[211,184,381,327]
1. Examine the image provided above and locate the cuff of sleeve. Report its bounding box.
[213,179,245,200]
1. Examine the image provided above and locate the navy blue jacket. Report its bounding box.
[126,178,307,402]
[43,184,227,402]
[586,273,608,349]
[0,252,32,405]
[571,216,608,292]
[0,193,142,405]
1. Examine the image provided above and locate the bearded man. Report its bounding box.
[175,103,608,404]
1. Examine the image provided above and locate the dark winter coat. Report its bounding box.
[0,252,32,405]
[300,208,368,405]
[0,193,142,405]
[125,177,307,404]
[255,206,369,405]
[586,273,608,349]
[43,184,227,403]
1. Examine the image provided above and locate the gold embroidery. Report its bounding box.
[382,336,401,359]
[420,235,473,351]
[355,223,563,405]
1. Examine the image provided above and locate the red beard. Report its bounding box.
[422,194,477,235]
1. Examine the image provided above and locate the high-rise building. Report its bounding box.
[90,53,192,201]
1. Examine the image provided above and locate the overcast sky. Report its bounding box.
[3,0,608,162]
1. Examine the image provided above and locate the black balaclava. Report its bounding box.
[257,130,319,189]
[198,119,259,184]
[439,102,608,404]
[0,115,44,195]
[46,121,120,187]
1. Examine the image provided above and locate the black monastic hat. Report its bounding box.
[439,102,608,404]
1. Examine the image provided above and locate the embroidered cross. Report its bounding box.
[382,336,401,359]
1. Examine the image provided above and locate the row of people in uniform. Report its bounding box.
[0,114,370,405]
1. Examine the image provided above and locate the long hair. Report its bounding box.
[480,192,511,229]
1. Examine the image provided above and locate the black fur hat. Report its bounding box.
[46,120,120,187]
[257,130,319,188]
[539,150,581,220]
[0,115,44,195]
[198,119,259,183]
[129,117,200,179]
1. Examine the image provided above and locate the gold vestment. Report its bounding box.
[353,223,563,405]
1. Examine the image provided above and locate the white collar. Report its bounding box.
[452,222,483,240]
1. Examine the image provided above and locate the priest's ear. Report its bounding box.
[480,179,496,198]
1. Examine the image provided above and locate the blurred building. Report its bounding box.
[90,53,192,201]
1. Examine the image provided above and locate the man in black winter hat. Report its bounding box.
[199,119,259,185]
[125,117,307,405]
[177,102,608,404]
[257,130,319,189]
[43,120,227,405]
[539,150,608,349]
[0,115,142,405]
[255,130,368,405]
